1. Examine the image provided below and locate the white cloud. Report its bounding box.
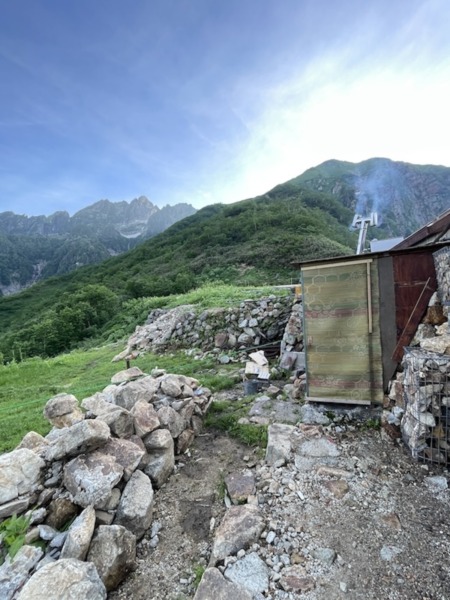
[201,36,450,206]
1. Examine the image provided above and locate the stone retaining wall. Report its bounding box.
[115,295,299,359]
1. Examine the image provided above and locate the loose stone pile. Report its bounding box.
[114,295,296,360]
[194,422,450,600]
[0,367,212,599]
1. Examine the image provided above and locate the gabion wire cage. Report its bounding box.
[401,347,450,464]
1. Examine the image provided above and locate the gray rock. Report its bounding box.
[0,545,43,600]
[194,567,253,600]
[420,334,450,354]
[143,429,174,488]
[49,531,67,549]
[299,404,331,425]
[87,525,136,591]
[95,510,115,526]
[38,524,57,541]
[224,552,269,594]
[424,476,448,490]
[16,432,49,454]
[296,437,341,458]
[114,470,154,540]
[160,374,182,397]
[265,423,295,466]
[80,392,112,413]
[63,452,123,508]
[210,505,265,565]
[0,498,31,520]
[176,428,195,454]
[97,407,135,439]
[312,547,337,567]
[225,472,256,504]
[0,448,45,504]
[100,438,145,480]
[238,333,254,345]
[81,393,134,438]
[17,558,106,600]
[111,367,145,384]
[60,505,96,560]
[45,420,110,462]
[130,400,160,437]
[43,394,84,428]
[112,377,159,410]
[157,406,185,439]
[380,545,403,561]
[27,507,46,526]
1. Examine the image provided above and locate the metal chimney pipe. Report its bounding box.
[352,212,378,254]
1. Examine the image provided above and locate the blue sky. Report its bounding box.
[1,0,450,216]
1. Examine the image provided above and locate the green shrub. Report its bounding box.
[0,514,32,563]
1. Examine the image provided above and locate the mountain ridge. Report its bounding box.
[0,197,196,295]
[1,157,449,361]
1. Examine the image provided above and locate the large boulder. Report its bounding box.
[224,552,270,595]
[111,367,145,385]
[160,374,182,397]
[45,420,110,462]
[0,448,45,505]
[100,438,145,481]
[265,423,295,466]
[16,432,49,454]
[143,429,174,488]
[17,558,106,600]
[157,406,185,439]
[43,394,84,428]
[114,470,154,540]
[0,545,43,600]
[81,393,134,438]
[210,505,265,565]
[194,567,252,600]
[63,452,123,508]
[60,505,96,560]
[112,378,159,410]
[87,525,136,591]
[130,400,160,437]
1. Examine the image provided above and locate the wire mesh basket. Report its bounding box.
[401,347,450,464]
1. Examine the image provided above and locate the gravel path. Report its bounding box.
[109,422,450,600]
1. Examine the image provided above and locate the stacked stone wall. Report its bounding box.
[0,367,211,597]
[119,295,298,358]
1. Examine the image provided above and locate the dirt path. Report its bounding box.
[109,423,450,600]
[109,431,253,600]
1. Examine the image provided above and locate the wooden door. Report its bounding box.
[302,259,383,405]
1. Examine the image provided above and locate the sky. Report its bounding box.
[1,0,450,217]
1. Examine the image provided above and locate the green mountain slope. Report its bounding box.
[291,158,450,236]
[3,156,449,362]
[0,186,356,360]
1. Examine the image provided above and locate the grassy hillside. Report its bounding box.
[0,186,356,361]
[0,283,286,451]
[0,343,241,453]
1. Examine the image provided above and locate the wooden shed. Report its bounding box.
[295,221,450,405]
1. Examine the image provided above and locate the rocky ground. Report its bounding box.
[109,390,450,600]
